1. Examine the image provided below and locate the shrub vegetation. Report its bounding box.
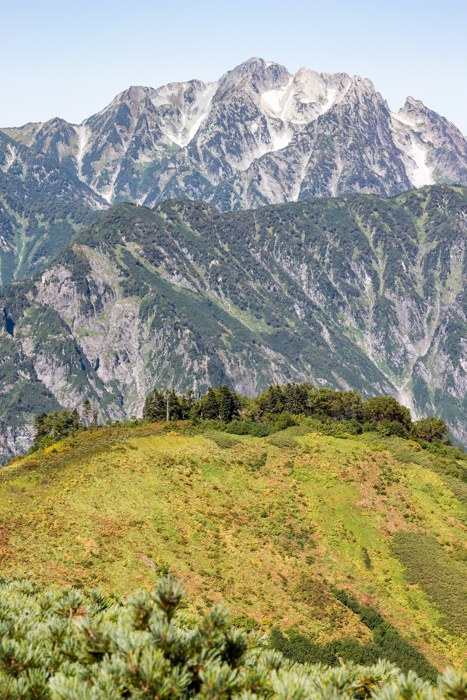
[0,574,466,700]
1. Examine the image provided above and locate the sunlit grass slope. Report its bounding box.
[1,422,467,671]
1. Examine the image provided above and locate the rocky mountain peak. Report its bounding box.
[2,58,467,208]
[395,95,467,163]
[397,96,430,125]
[344,75,382,104]
[216,57,292,99]
[112,85,156,106]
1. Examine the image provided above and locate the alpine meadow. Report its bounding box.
[2,52,467,698]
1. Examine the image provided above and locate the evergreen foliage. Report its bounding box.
[30,399,100,452]
[82,398,92,426]
[0,574,466,700]
[32,409,80,450]
[31,381,461,460]
[203,387,220,420]
[362,396,412,429]
[413,417,451,444]
[140,381,457,454]
[219,384,237,422]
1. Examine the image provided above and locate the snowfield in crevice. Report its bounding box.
[391,112,434,188]
[154,82,219,148]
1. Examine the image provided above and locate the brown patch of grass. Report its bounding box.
[0,523,11,564]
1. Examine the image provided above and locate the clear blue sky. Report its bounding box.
[1,0,466,134]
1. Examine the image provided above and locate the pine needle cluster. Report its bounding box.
[1,575,467,700]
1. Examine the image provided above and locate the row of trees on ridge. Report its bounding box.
[143,382,450,443]
[31,382,452,452]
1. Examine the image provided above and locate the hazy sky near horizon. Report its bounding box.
[1,0,466,133]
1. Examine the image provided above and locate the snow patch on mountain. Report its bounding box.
[4,58,467,208]
[405,136,434,187]
[155,82,218,148]
[261,78,294,119]
[391,112,434,188]
[74,124,90,179]
[319,88,337,115]
[260,78,297,152]
[2,144,16,172]
[393,112,413,127]
[269,127,293,152]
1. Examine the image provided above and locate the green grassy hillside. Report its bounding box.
[2,420,467,672]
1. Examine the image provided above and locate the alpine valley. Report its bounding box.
[0,130,106,286]
[2,186,467,462]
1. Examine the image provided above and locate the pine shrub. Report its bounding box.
[0,575,465,699]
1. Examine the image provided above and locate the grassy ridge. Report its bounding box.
[2,422,467,671]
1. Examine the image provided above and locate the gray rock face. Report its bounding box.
[2,187,467,462]
[4,59,467,210]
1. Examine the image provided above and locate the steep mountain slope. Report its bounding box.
[2,421,467,671]
[0,131,106,285]
[4,59,467,209]
[1,186,467,461]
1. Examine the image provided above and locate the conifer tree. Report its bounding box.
[143,395,152,421]
[219,384,234,421]
[33,412,48,444]
[266,385,284,414]
[82,398,92,426]
[413,416,451,444]
[143,389,166,422]
[203,387,220,419]
[178,390,195,419]
[31,409,81,450]
[363,396,412,428]
[0,575,447,694]
[166,389,180,421]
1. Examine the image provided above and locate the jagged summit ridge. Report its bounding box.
[3,57,467,209]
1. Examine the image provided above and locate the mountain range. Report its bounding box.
[3,55,467,686]
[1,58,467,460]
[3,58,467,214]
[1,186,467,462]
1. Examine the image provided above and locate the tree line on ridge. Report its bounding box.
[30,382,454,454]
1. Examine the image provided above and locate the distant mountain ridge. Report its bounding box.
[2,185,467,462]
[3,58,467,210]
[0,131,105,285]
